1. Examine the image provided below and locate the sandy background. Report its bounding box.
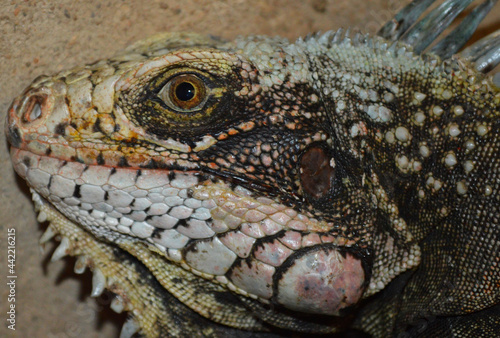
[0,0,498,337]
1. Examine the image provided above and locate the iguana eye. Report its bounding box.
[121,67,232,138]
[158,74,207,112]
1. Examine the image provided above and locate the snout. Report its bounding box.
[6,85,50,148]
[5,76,71,154]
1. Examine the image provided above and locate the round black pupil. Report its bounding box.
[175,82,196,101]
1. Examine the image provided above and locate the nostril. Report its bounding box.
[21,94,46,124]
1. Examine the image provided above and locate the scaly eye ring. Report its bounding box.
[158,73,208,112]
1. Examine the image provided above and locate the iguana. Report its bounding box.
[5,0,500,336]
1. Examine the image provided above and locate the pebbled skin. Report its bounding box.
[5,3,500,337]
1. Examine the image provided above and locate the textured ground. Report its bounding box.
[0,0,498,337]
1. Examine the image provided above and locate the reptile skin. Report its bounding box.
[5,0,500,336]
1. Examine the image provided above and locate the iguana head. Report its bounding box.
[6,32,418,325]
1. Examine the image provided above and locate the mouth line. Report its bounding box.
[10,145,281,200]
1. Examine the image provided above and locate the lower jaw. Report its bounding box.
[11,147,367,317]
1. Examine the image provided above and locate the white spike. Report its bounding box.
[120,317,140,338]
[39,226,56,244]
[388,41,398,53]
[37,211,48,223]
[352,31,363,46]
[110,295,125,313]
[332,28,344,43]
[50,237,70,262]
[91,268,106,297]
[74,256,88,274]
[30,190,43,210]
[342,28,351,45]
[318,30,333,45]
